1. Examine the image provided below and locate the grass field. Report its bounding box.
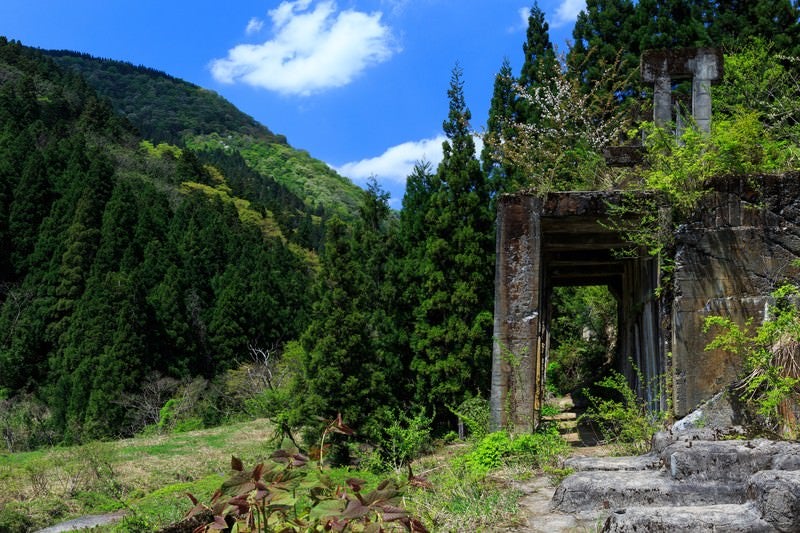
[0,417,562,532]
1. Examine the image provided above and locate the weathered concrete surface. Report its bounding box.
[641,47,723,133]
[663,439,800,482]
[673,174,800,417]
[491,191,665,431]
[748,470,800,533]
[493,174,800,429]
[601,504,775,532]
[552,436,800,532]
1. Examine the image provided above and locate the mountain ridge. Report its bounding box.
[42,48,365,218]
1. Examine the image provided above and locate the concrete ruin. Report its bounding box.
[488,47,799,432]
[641,47,723,134]
[490,173,800,432]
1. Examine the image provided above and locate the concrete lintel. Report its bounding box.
[641,48,723,83]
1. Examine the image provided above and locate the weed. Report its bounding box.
[704,283,800,437]
[578,371,664,455]
[185,452,427,532]
[459,425,570,476]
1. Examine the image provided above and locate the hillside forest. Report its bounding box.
[3,0,800,453]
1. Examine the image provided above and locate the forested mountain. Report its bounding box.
[43,50,364,219]
[0,37,315,443]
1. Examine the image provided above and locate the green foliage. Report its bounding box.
[579,370,664,455]
[186,453,427,532]
[704,283,800,437]
[407,66,495,421]
[547,286,618,395]
[460,426,569,477]
[450,396,490,440]
[376,412,433,471]
[404,459,522,532]
[642,111,798,213]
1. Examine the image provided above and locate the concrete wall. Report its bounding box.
[672,174,800,416]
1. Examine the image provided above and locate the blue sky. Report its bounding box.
[0,1,582,206]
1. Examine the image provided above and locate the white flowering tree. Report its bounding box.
[491,52,636,195]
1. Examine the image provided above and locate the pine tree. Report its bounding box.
[410,66,494,421]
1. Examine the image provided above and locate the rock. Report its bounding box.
[671,391,738,432]
[748,470,800,532]
[601,504,776,532]
[551,471,746,513]
[663,439,800,482]
[564,454,660,472]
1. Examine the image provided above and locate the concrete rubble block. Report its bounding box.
[551,471,746,514]
[663,440,800,482]
[747,470,800,533]
[564,454,661,472]
[601,504,776,532]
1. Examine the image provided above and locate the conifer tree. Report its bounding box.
[706,0,800,55]
[568,0,639,88]
[518,3,557,112]
[296,181,400,435]
[410,65,494,420]
[483,59,519,195]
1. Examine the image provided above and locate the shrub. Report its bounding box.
[461,426,569,476]
[578,371,664,455]
[450,396,490,440]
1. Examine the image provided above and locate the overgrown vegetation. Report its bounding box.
[5,2,800,528]
[704,283,800,438]
[579,370,665,455]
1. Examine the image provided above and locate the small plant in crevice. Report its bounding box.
[704,283,800,438]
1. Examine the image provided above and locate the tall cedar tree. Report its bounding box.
[482,59,517,195]
[517,3,558,124]
[706,0,800,55]
[410,65,494,421]
[568,0,639,89]
[297,180,401,436]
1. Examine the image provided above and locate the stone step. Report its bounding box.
[601,503,775,532]
[663,438,800,482]
[552,470,747,514]
[565,454,661,472]
[542,411,577,422]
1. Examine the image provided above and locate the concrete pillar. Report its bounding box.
[689,50,721,134]
[491,195,543,432]
[653,75,672,129]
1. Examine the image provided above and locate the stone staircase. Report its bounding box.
[550,430,800,532]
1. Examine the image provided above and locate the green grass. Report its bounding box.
[0,419,275,531]
[0,416,575,532]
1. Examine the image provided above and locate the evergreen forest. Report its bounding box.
[2,0,800,454]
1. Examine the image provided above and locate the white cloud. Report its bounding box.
[551,0,585,28]
[210,0,397,96]
[335,134,484,186]
[336,136,446,186]
[515,7,529,31]
[245,17,264,35]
